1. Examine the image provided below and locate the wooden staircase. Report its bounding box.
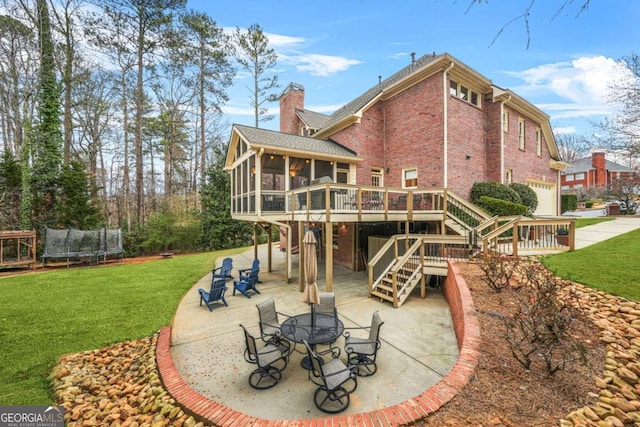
[370,255,423,307]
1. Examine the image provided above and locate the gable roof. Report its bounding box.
[226,124,359,169]
[562,157,635,174]
[307,52,561,162]
[321,53,444,130]
[296,109,329,130]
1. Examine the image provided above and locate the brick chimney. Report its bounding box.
[592,151,607,186]
[279,83,305,134]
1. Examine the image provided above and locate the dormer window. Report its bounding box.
[450,79,481,107]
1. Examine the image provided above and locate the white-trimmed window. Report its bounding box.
[505,168,513,184]
[518,118,525,150]
[450,80,481,107]
[503,110,509,132]
[371,167,383,187]
[565,174,574,182]
[404,168,418,188]
[336,162,349,184]
[535,128,542,156]
[575,172,585,180]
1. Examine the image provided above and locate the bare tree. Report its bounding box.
[467,0,592,48]
[0,13,37,156]
[555,133,593,163]
[87,0,186,227]
[179,11,234,193]
[50,0,86,165]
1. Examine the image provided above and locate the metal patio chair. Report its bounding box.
[240,324,288,389]
[303,339,357,414]
[344,310,384,376]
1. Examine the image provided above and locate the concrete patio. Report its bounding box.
[168,244,460,421]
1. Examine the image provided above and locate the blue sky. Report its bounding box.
[186,0,639,138]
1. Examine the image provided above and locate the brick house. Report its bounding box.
[561,151,636,191]
[225,52,564,286]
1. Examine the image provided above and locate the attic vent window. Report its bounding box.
[450,80,481,107]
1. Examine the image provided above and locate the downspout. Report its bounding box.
[500,95,511,183]
[443,62,454,187]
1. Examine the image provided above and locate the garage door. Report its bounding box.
[528,181,556,216]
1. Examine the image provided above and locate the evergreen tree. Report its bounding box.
[55,159,102,229]
[0,152,22,229]
[234,23,279,127]
[199,144,252,250]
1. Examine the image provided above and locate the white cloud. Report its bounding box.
[553,126,577,135]
[507,56,634,121]
[264,33,306,49]
[280,53,362,77]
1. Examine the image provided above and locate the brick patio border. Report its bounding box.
[156,261,480,426]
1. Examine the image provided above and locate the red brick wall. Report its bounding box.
[322,74,557,198]
[332,223,355,269]
[484,100,503,183]
[384,74,444,188]
[502,112,555,186]
[593,152,607,186]
[279,84,305,134]
[447,95,486,198]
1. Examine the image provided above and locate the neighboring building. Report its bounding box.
[225,52,565,286]
[561,151,637,191]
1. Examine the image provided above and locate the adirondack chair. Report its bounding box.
[233,268,260,298]
[212,257,233,280]
[238,259,261,283]
[198,278,228,311]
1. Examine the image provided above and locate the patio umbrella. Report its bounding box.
[302,230,320,305]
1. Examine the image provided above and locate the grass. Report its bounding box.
[0,248,245,405]
[542,227,640,301]
[574,217,615,228]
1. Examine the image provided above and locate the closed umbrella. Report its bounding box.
[302,231,320,305]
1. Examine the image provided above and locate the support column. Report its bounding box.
[253,225,258,260]
[325,222,333,292]
[266,225,272,272]
[298,221,305,292]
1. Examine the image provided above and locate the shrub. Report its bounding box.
[471,182,522,205]
[477,256,520,293]
[475,196,528,216]
[502,262,587,375]
[561,194,578,213]
[509,183,538,215]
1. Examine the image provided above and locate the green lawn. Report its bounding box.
[542,226,640,301]
[574,217,615,228]
[0,248,245,405]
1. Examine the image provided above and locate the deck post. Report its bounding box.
[325,222,333,292]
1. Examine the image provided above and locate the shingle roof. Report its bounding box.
[233,124,357,158]
[322,53,441,128]
[296,109,329,129]
[562,157,635,174]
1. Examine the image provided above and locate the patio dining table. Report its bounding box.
[280,312,344,369]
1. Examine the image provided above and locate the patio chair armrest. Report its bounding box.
[342,326,370,338]
[238,267,251,275]
[345,339,380,352]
